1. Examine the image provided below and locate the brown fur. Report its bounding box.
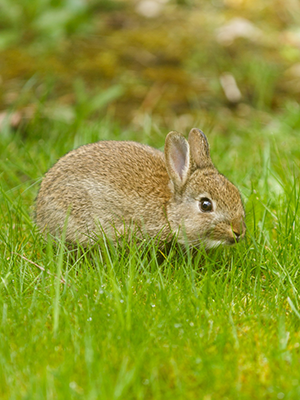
[35,128,246,248]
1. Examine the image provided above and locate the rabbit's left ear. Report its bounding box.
[188,128,214,169]
[165,131,190,191]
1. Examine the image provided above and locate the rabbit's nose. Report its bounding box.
[233,230,241,242]
[231,218,246,241]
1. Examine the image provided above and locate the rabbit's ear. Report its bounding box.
[188,128,214,169]
[165,131,190,191]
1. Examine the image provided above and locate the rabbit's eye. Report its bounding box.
[199,198,213,212]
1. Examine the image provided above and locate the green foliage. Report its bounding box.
[0,107,300,398]
[0,0,122,46]
[1,0,300,127]
[1,1,300,398]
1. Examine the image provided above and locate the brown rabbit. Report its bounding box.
[35,128,246,248]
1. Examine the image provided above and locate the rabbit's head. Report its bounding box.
[165,128,246,248]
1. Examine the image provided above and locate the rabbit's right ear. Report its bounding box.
[188,128,214,169]
[165,131,190,191]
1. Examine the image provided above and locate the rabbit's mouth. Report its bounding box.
[227,236,241,245]
[203,226,245,248]
[208,219,246,246]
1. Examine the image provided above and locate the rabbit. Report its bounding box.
[35,128,246,248]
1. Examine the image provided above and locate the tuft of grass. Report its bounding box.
[0,109,300,399]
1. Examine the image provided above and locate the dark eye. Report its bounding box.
[199,198,213,212]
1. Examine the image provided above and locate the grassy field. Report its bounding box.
[1,0,300,399]
[0,107,300,399]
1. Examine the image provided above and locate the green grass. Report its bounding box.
[0,108,300,399]
[1,1,300,398]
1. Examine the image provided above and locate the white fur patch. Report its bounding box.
[204,239,227,249]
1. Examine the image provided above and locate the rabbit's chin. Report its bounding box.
[204,238,233,249]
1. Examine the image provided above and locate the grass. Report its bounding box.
[0,107,300,399]
[1,1,300,398]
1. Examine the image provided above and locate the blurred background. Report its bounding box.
[1,0,300,137]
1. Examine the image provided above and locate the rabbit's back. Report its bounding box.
[36,141,172,243]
